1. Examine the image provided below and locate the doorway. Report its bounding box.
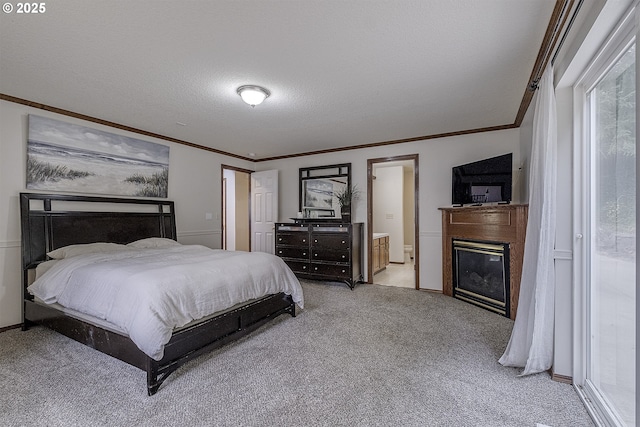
[367,154,419,289]
[221,165,251,251]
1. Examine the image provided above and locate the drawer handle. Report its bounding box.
[303,252,307,256]
[278,238,282,241]
[341,269,346,273]
[342,240,345,244]
[302,239,306,243]
[341,255,345,259]
[314,239,318,243]
[314,267,318,271]
[302,266,307,270]
[314,254,318,257]
[278,250,282,254]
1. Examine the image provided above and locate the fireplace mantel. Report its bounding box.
[439,204,528,320]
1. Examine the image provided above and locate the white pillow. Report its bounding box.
[127,237,181,249]
[35,259,58,279]
[47,242,128,259]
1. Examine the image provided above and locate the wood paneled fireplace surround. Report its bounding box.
[439,204,528,320]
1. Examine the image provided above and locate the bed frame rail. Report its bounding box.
[148,293,295,395]
[24,293,295,396]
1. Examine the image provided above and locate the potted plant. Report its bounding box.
[335,184,360,222]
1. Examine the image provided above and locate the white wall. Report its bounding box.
[373,165,404,263]
[257,128,522,290]
[0,100,254,328]
[553,86,575,378]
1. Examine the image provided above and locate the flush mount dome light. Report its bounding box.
[237,85,270,107]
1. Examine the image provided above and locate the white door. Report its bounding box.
[251,170,278,253]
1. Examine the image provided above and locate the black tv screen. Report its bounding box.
[452,153,512,205]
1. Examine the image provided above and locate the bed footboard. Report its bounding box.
[146,292,295,395]
[23,292,295,396]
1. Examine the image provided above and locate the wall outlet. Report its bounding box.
[386,213,394,219]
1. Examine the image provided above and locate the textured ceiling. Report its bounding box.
[0,1,557,160]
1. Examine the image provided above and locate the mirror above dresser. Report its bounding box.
[299,163,351,220]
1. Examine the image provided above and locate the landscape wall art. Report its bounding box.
[303,179,335,209]
[27,115,170,198]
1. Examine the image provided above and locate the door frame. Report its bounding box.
[367,154,419,288]
[221,164,252,250]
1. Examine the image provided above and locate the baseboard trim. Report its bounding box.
[0,323,22,333]
[551,371,573,384]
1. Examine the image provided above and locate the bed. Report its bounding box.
[20,192,303,395]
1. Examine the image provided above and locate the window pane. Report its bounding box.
[589,43,636,426]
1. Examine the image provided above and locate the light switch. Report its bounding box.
[205,212,213,220]
[386,213,394,219]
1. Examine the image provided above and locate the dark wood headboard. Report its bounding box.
[20,193,176,272]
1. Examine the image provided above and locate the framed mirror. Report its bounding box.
[299,163,351,219]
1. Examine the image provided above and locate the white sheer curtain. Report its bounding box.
[499,65,557,375]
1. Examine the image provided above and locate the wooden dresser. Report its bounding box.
[275,222,363,289]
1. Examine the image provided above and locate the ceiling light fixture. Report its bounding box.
[237,85,270,107]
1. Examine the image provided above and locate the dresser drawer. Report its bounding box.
[276,233,309,246]
[276,247,309,259]
[310,263,351,277]
[283,260,311,274]
[312,249,350,262]
[311,233,350,249]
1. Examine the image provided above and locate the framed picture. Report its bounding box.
[27,115,170,198]
[303,178,335,209]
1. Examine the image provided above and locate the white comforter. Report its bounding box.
[28,246,304,361]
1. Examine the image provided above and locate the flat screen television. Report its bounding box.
[452,153,512,205]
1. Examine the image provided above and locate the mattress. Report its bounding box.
[28,244,304,360]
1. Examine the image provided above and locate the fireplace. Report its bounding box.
[439,204,527,320]
[452,239,510,317]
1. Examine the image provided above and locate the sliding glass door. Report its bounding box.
[577,17,636,425]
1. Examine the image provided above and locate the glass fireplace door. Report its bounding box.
[453,240,509,317]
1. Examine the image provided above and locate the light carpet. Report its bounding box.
[0,280,593,426]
